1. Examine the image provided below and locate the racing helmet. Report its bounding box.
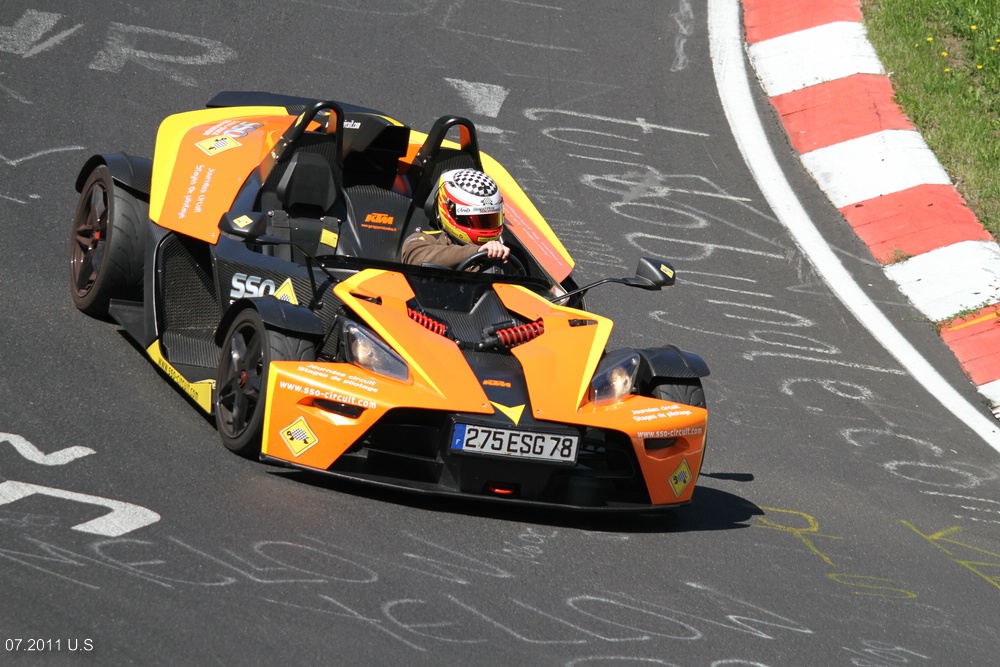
[436,168,504,245]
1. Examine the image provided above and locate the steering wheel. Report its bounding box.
[455,249,527,276]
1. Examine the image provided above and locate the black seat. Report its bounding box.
[277,151,338,213]
[342,184,418,262]
[269,151,341,262]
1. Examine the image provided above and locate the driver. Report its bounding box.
[401,168,511,268]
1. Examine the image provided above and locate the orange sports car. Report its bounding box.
[69,91,709,510]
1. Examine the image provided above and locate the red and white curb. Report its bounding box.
[741,0,1000,416]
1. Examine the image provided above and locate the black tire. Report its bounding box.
[69,165,147,315]
[215,309,316,457]
[652,378,706,409]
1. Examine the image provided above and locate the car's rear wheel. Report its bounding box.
[216,309,316,457]
[651,378,706,409]
[69,165,147,315]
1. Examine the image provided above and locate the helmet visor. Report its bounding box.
[453,203,503,230]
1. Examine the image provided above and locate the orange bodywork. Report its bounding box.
[260,269,707,505]
[149,107,294,242]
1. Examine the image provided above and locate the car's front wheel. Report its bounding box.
[69,165,147,315]
[215,309,316,457]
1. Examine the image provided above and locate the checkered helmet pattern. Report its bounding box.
[448,169,499,198]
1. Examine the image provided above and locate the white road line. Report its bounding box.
[707,0,1000,449]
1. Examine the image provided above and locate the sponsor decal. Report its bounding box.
[455,201,501,215]
[201,120,263,138]
[280,417,319,457]
[230,272,276,300]
[639,426,704,438]
[490,402,525,426]
[343,119,361,129]
[630,404,693,422]
[483,379,512,388]
[196,135,242,156]
[273,278,298,305]
[364,212,395,225]
[278,380,377,410]
[361,212,397,232]
[669,459,693,497]
[230,274,298,304]
[294,365,381,394]
[178,164,215,219]
[146,341,214,411]
[223,121,263,138]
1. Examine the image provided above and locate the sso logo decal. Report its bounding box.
[230,274,299,304]
[223,121,263,138]
[230,273,276,299]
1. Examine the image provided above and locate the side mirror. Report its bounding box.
[219,211,268,239]
[629,257,676,290]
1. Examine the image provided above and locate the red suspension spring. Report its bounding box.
[495,320,544,348]
[407,307,447,336]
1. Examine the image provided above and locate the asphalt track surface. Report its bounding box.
[1,1,998,665]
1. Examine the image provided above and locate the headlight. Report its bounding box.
[589,352,639,406]
[343,322,409,382]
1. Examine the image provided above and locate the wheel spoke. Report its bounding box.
[73,226,93,253]
[229,330,248,370]
[232,387,251,429]
[90,186,107,223]
[75,251,95,292]
[244,333,262,371]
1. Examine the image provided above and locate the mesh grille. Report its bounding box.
[424,290,511,342]
[161,236,218,332]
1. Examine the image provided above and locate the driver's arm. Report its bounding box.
[480,240,510,261]
[401,230,480,268]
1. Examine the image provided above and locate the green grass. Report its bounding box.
[862,0,1000,238]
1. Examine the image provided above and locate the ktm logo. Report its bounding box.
[365,212,394,224]
[483,379,512,388]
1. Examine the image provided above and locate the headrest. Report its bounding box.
[276,152,338,212]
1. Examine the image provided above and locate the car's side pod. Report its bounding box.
[75,153,152,201]
[635,345,710,386]
[215,297,326,347]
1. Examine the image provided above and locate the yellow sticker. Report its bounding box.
[273,278,298,305]
[669,459,693,497]
[196,135,242,156]
[490,402,525,426]
[232,214,254,229]
[320,229,339,248]
[660,264,674,279]
[281,417,318,456]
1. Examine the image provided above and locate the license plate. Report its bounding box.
[450,423,579,463]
